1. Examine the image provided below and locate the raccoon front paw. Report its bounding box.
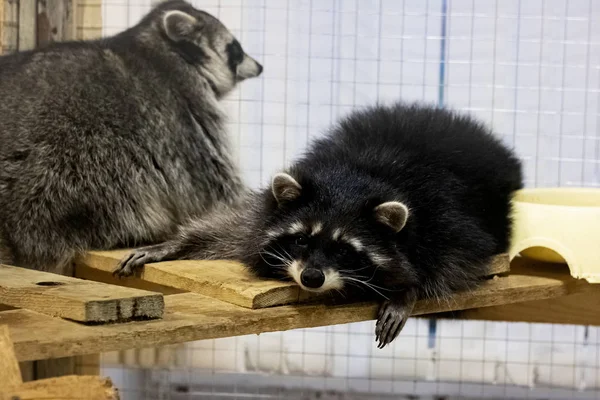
[113,249,155,278]
[374,293,417,349]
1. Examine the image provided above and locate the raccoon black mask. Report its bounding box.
[255,173,417,296]
[158,2,263,96]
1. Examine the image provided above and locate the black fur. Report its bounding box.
[115,101,523,347]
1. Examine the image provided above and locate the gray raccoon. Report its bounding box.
[114,102,523,348]
[0,0,262,274]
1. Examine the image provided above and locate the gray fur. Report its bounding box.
[112,192,264,277]
[0,0,262,274]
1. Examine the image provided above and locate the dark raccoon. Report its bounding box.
[115,102,523,348]
[0,0,262,274]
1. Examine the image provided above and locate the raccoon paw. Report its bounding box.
[113,249,156,278]
[375,296,416,349]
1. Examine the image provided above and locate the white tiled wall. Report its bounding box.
[101,0,600,398]
[104,0,600,189]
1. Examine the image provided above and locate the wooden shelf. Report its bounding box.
[2,257,597,362]
[75,251,510,309]
[0,265,163,323]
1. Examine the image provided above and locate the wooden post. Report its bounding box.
[18,0,37,50]
[1,0,18,54]
[0,0,4,54]
[0,325,23,388]
[37,0,75,47]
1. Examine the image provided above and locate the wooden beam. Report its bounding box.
[1,0,19,54]
[18,0,37,50]
[458,285,600,326]
[0,0,4,55]
[77,250,510,309]
[0,325,22,388]
[76,263,185,295]
[0,375,119,400]
[5,260,594,362]
[0,264,164,323]
[37,0,75,47]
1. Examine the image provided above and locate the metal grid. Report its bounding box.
[97,1,600,399]
[0,0,593,398]
[99,320,600,400]
[97,0,600,399]
[101,0,600,190]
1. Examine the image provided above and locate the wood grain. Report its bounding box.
[0,325,22,388]
[18,0,36,50]
[37,0,75,47]
[77,250,510,309]
[0,264,164,323]
[459,285,600,326]
[76,263,185,295]
[0,375,119,400]
[0,0,4,55]
[1,0,18,54]
[5,260,593,362]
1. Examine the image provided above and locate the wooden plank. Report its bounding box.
[75,353,101,375]
[75,263,185,295]
[0,0,4,55]
[459,284,600,326]
[33,357,75,380]
[77,250,510,309]
[0,264,164,323]
[2,0,19,54]
[0,375,119,400]
[77,250,304,309]
[4,260,593,362]
[18,0,37,50]
[0,325,22,388]
[32,353,101,379]
[37,0,75,47]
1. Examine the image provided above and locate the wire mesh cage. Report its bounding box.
[97,1,600,399]
[2,0,599,399]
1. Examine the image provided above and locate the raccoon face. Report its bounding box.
[254,173,416,295]
[160,5,263,96]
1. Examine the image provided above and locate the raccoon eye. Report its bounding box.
[293,235,308,246]
[337,246,351,257]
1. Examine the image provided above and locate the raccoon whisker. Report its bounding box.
[258,251,291,268]
[275,246,294,263]
[337,265,372,274]
[263,245,291,261]
[343,280,375,297]
[342,276,390,300]
[260,249,290,264]
[259,258,285,268]
[341,272,395,292]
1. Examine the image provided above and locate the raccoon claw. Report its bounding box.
[113,250,151,278]
[375,295,416,349]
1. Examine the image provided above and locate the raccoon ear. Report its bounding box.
[163,10,201,41]
[272,173,302,205]
[374,201,409,233]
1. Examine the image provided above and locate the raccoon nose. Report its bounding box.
[300,268,325,288]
